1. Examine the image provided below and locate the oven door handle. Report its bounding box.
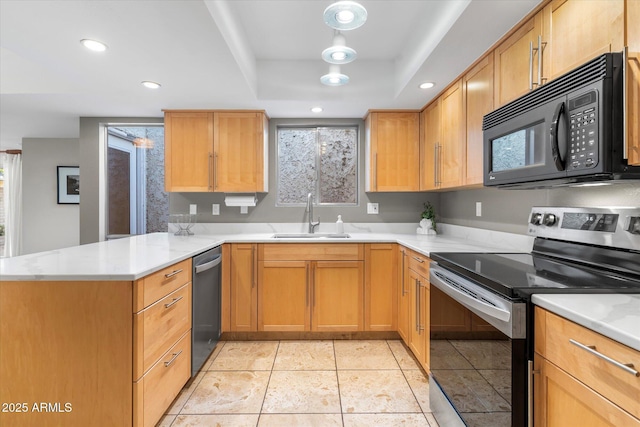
[430,267,511,322]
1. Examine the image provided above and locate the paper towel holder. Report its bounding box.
[224,193,257,214]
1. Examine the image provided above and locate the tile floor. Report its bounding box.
[157,340,440,427]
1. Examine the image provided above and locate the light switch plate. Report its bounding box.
[476,202,482,217]
[212,204,220,215]
[367,203,379,214]
[189,204,197,215]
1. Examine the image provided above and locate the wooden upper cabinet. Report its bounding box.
[420,100,440,191]
[464,53,494,186]
[164,111,214,192]
[627,0,640,166]
[494,14,544,107]
[164,110,268,193]
[541,0,624,81]
[365,111,420,191]
[439,80,465,189]
[214,112,268,192]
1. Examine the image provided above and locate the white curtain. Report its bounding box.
[2,153,22,257]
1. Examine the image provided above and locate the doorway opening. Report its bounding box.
[106,125,168,239]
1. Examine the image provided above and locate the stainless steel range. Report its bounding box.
[428,207,640,427]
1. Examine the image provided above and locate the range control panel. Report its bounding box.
[528,207,640,251]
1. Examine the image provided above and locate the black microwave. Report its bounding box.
[483,52,640,188]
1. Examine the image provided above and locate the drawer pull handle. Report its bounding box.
[164,296,183,309]
[164,350,183,367]
[569,339,640,377]
[412,256,424,263]
[164,269,183,279]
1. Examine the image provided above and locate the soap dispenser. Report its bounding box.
[336,215,344,234]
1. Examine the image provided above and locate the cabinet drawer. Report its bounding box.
[134,283,191,379]
[135,259,192,311]
[541,309,640,419]
[260,243,364,261]
[134,331,191,427]
[407,250,429,279]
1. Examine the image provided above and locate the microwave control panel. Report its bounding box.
[568,90,598,170]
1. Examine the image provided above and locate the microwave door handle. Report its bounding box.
[550,101,566,171]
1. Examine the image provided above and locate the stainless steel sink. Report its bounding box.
[271,233,351,239]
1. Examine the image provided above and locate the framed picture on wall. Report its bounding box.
[57,166,80,204]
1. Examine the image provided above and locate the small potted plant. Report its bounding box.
[420,202,437,234]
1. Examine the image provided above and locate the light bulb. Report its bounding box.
[336,10,355,24]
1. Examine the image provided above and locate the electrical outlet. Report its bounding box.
[476,202,482,217]
[367,203,379,214]
[189,204,197,215]
[212,204,220,215]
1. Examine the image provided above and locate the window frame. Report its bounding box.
[275,124,359,207]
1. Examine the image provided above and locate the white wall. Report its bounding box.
[22,138,80,254]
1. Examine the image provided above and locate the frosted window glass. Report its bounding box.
[277,126,358,205]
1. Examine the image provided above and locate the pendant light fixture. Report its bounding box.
[323,1,367,31]
[322,31,357,64]
[321,64,349,86]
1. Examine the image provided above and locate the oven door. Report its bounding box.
[429,264,528,427]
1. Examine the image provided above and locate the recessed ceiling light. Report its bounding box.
[311,107,323,113]
[419,82,435,89]
[80,39,107,52]
[322,32,357,64]
[141,81,161,89]
[324,1,367,31]
[321,72,349,86]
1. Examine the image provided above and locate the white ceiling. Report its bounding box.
[0,0,542,149]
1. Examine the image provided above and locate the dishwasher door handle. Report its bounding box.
[195,255,222,274]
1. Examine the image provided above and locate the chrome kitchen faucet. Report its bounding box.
[307,192,320,233]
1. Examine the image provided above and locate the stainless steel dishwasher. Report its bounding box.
[191,246,222,377]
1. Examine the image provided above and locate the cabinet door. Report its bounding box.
[542,0,624,81]
[230,243,257,331]
[312,261,364,331]
[367,112,420,191]
[408,269,429,369]
[534,354,640,427]
[627,0,640,166]
[364,244,397,331]
[397,247,411,343]
[464,53,494,186]
[494,15,544,107]
[420,101,441,190]
[164,112,214,192]
[440,80,465,189]
[258,261,309,331]
[213,112,267,192]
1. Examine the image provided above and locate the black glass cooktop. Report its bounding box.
[429,251,640,300]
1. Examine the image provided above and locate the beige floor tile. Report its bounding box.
[273,340,336,370]
[262,370,341,414]
[334,340,399,370]
[258,413,343,427]
[338,370,421,413]
[172,414,259,426]
[166,369,207,414]
[343,413,430,426]
[155,414,176,427]
[387,340,420,370]
[209,341,278,371]
[404,370,430,412]
[181,371,270,414]
[202,341,226,371]
[424,412,439,427]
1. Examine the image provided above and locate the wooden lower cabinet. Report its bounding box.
[257,259,364,331]
[364,244,397,331]
[534,307,640,426]
[258,260,309,331]
[407,268,429,370]
[230,243,258,331]
[0,259,193,427]
[397,247,411,342]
